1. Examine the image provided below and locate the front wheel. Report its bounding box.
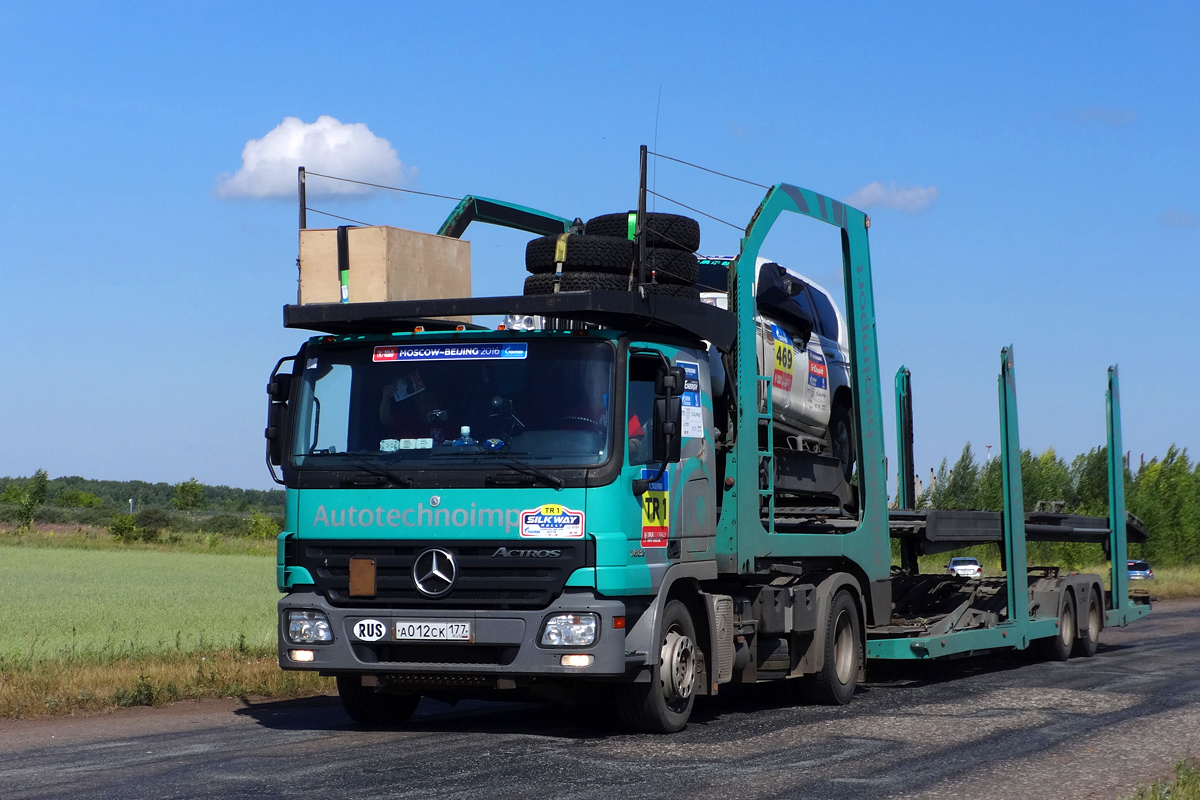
[616,599,698,733]
[829,403,855,482]
[336,676,421,725]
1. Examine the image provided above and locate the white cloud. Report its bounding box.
[844,182,939,213]
[216,116,411,199]
[1067,106,1135,129]
[1162,209,1198,229]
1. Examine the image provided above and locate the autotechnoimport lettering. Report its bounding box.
[519,504,585,539]
[491,547,562,558]
[311,503,524,534]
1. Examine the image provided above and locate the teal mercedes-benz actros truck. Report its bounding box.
[267,151,1149,732]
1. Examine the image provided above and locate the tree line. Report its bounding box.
[914,444,1200,567]
[0,471,284,529]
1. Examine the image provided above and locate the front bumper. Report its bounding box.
[277,590,628,677]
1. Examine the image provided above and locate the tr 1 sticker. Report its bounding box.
[352,619,387,641]
[770,324,794,391]
[640,469,669,548]
[677,361,703,439]
[807,350,828,390]
[519,504,585,538]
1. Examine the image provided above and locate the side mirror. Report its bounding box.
[652,396,683,464]
[654,366,687,397]
[267,372,292,402]
[265,402,285,466]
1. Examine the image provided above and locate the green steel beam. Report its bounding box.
[715,185,889,584]
[894,366,914,510]
[1105,366,1151,626]
[998,346,1030,643]
[437,196,571,239]
[867,618,1056,660]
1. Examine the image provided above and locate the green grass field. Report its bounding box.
[0,546,279,663]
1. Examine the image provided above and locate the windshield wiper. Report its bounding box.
[337,457,414,488]
[476,449,564,490]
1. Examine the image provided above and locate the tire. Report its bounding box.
[524,272,701,299]
[526,241,698,284]
[1073,589,1102,658]
[802,590,862,705]
[1039,594,1076,661]
[525,234,632,273]
[829,403,855,482]
[585,212,701,252]
[336,676,421,725]
[615,599,698,733]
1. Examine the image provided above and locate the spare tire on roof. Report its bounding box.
[526,240,698,285]
[584,212,700,252]
[524,271,701,299]
[525,234,631,273]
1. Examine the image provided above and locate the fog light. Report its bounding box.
[287,610,332,644]
[289,649,315,662]
[541,613,597,647]
[560,654,593,667]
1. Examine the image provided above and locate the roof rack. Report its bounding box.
[283,290,738,350]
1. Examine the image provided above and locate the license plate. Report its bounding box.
[394,620,473,642]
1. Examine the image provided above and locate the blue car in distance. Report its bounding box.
[1128,560,1154,580]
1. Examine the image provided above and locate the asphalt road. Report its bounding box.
[3,599,1198,800]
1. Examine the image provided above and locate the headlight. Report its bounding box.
[541,613,597,647]
[287,610,332,644]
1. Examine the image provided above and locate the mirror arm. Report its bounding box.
[632,434,673,496]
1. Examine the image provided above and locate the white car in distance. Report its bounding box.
[947,557,983,578]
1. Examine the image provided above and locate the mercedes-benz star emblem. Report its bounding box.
[412,548,457,597]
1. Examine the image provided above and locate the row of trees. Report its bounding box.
[916,444,1200,567]
[0,472,284,517]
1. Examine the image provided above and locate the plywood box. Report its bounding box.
[298,226,471,305]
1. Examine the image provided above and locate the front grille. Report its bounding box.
[357,643,518,666]
[296,539,592,610]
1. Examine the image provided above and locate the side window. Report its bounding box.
[305,364,351,454]
[793,283,817,332]
[810,287,839,342]
[627,355,659,465]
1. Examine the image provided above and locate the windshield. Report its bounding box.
[291,338,614,469]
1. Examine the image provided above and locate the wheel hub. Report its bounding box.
[660,628,696,704]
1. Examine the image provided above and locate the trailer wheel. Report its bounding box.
[585,212,701,252]
[615,599,698,733]
[803,590,862,705]
[336,676,420,725]
[1039,594,1076,661]
[1073,591,1102,658]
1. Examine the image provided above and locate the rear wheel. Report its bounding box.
[1039,595,1076,661]
[802,590,861,705]
[615,599,698,733]
[1073,590,1102,658]
[336,676,420,725]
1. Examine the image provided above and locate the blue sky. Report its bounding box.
[1,2,1196,491]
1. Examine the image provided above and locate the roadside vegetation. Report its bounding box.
[0,546,331,718]
[1129,759,1200,800]
[897,443,1200,574]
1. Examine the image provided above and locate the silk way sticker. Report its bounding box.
[519,504,584,538]
[770,324,794,391]
[640,469,669,548]
[374,343,528,362]
[677,361,703,439]
[807,349,828,390]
